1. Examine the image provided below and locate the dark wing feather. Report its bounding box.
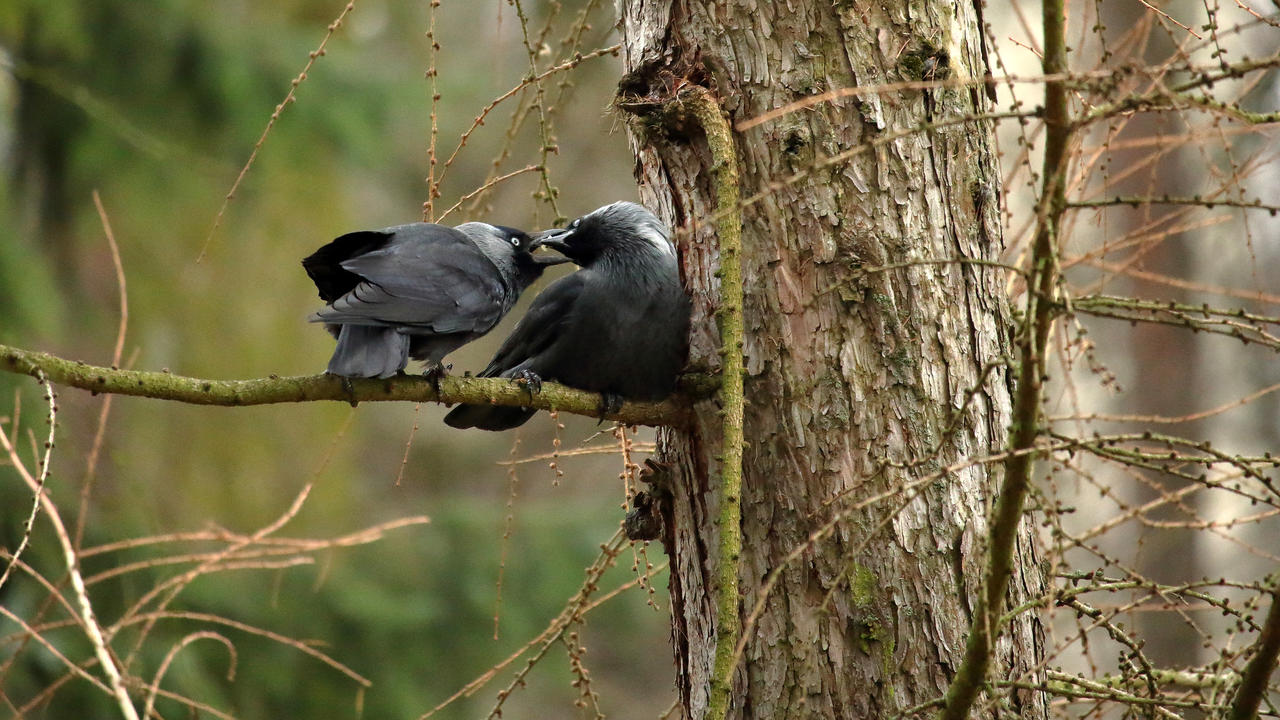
[309,225,508,335]
[302,230,394,303]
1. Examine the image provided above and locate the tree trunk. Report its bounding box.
[618,1,1048,717]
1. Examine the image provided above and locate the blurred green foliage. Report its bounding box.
[0,1,672,717]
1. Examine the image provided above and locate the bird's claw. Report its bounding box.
[422,362,451,379]
[339,376,359,407]
[513,369,543,397]
[423,362,451,394]
[598,392,624,418]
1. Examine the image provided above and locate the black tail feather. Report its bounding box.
[442,404,536,431]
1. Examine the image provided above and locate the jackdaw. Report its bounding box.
[303,221,567,379]
[444,202,690,430]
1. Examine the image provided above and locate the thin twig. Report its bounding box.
[1,383,140,720]
[436,164,543,224]
[142,632,236,720]
[198,1,357,262]
[1067,194,1280,213]
[77,191,130,551]
[433,44,620,207]
[0,373,56,592]
[124,611,367,686]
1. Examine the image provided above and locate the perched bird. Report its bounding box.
[444,202,691,431]
[302,221,567,379]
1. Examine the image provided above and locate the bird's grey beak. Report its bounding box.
[529,229,573,265]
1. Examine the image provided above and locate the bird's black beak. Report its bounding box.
[529,230,572,265]
[532,227,573,255]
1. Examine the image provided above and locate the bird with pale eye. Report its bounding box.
[445,202,691,431]
[302,221,568,379]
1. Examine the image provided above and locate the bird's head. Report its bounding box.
[533,202,674,266]
[455,223,571,293]
[480,224,572,268]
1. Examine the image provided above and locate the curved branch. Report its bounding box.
[1227,581,1280,720]
[942,0,1071,715]
[0,343,699,428]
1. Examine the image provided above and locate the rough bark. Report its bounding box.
[617,1,1048,717]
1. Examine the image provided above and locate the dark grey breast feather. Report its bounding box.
[529,266,687,399]
[441,273,586,430]
[476,271,587,378]
[307,223,510,335]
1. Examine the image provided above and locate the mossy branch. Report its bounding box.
[682,86,744,720]
[940,0,1071,716]
[0,343,701,428]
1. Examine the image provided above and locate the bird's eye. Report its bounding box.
[510,237,521,247]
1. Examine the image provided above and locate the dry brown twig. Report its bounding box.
[2,382,138,719]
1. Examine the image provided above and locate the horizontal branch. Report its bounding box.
[1079,50,1280,126]
[0,343,703,428]
[1072,295,1280,350]
[1067,195,1280,215]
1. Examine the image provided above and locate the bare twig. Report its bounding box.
[0,373,56,592]
[432,44,621,206]
[436,164,543,224]
[417,529,631,720]
[122,610,368,687]
[1066,194,1280,214]
[142,631,236,720]
[198,1,358,262]
[77,191,131,551]
[1,381,139,719]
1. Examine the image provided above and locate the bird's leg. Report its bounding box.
[597,392,624,419]
[339,376,359,407]
[512,369,543,400]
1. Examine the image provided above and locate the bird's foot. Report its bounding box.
[422,362,451,394]
[513,369,543,398]
[597,392,624,418]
